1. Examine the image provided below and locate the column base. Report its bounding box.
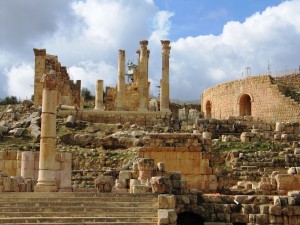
[94,107,104,111]
[58,187,73,192]
[34,184,58,192]
[160,108,171,113]
[138,108,148,112]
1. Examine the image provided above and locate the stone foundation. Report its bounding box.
[59,110,171,126]
[139,133,217,191]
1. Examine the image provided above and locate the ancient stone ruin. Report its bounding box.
[33,48,82,108]
[1,42,300,225]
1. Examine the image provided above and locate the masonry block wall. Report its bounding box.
[202,75,300,123]
[0,151,21,176]
[59,110,171,126]
[33,49,81,107]
[139,133,217,191]
[105,73,147,111]
[0,151,71,190]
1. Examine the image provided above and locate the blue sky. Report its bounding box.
[0,0,298,101]
[154,0,286,38]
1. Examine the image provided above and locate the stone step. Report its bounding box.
[0,201,157,208]
[0,192,156,198]
[0,193,159,224]
[0,217,158,223]
[2,223,157,225]
[0,206,157,213]
[0,212,157,218]
[0,197,157,203]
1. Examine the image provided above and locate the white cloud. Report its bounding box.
[5,64,34,99]
[170,0,300,100]
[149,11,174,43]
[1,0,300,103]
[69,60,117,94]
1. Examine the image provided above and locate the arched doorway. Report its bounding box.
[177,212,205,225]
[205,100,212,119]
[239,94,251,116]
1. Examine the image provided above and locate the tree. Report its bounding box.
[81,87,94,101]
[0,96,20,105]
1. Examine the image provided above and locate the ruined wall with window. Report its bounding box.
[33,49,81,108]
[201,75,300,123]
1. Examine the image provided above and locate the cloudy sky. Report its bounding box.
[0,0,299,101]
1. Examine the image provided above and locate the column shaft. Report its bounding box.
[35,70,58,192]
[116,50,126,110]
[138,40,149,112]
[95,80,104,110]
[160,40,171,112]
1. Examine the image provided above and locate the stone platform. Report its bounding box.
[0,192,158,224]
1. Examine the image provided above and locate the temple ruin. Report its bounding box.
[33,49,81,108]
[105,40,171,112]
[1,42,300,224]
[202,73,300,122]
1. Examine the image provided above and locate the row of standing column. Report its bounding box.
[114,40,171,112]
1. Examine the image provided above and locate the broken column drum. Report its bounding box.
[35,70,58,192]
[116,50,125,110]
[138,158,154,180]
[95,80,104,110]
[138,40,149,112]
[160,40,171,112]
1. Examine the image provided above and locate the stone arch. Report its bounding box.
[205,100,212,119]
[177,211,205,225]
[238,93,252,116]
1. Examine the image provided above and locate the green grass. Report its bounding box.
[213,141,277,152]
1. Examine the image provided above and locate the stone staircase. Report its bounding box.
[0,192,158,225]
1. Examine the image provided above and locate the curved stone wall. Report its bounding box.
[201,75,300,123]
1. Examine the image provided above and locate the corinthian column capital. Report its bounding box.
[41,70,58,90]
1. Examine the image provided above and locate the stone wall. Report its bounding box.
[176,192,300,224]
[0,151,21,176]
[59,110,171,126]
[33,49,81,107]
[139,133,217,191]
[201,75,300,123]
[0,151,71,191]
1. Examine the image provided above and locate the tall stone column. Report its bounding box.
[33,49,47,106]
[35,70,58,192]
[95,80,104,111]
[160,40,171,112]
[138,40,149,112]
[116,50,126,110]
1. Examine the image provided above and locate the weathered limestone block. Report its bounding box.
[157,162,165,172]
[269,205,282,215]
[65,115,75,128]
[95,175,114,192]
[74,133,94,146]
[230,213,248,223]
[276,122,284,132]
[202,131,212,140]
[118,170,132,180]
[295,148,300,154]
[138,158,154,180]
[158,209,177,225]
[158,194,176,209]
[0,125,9,134]
[132,185,150,194]
[13,128,25,137]
[241,132,250,142]
[115,178,128,189]
[150,176,172,194]
[288,167,297,174]
[274,133,281,141]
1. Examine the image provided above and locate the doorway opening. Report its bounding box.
[239,94,251,116]
[177,212,205,225]
[205,100,212,119]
